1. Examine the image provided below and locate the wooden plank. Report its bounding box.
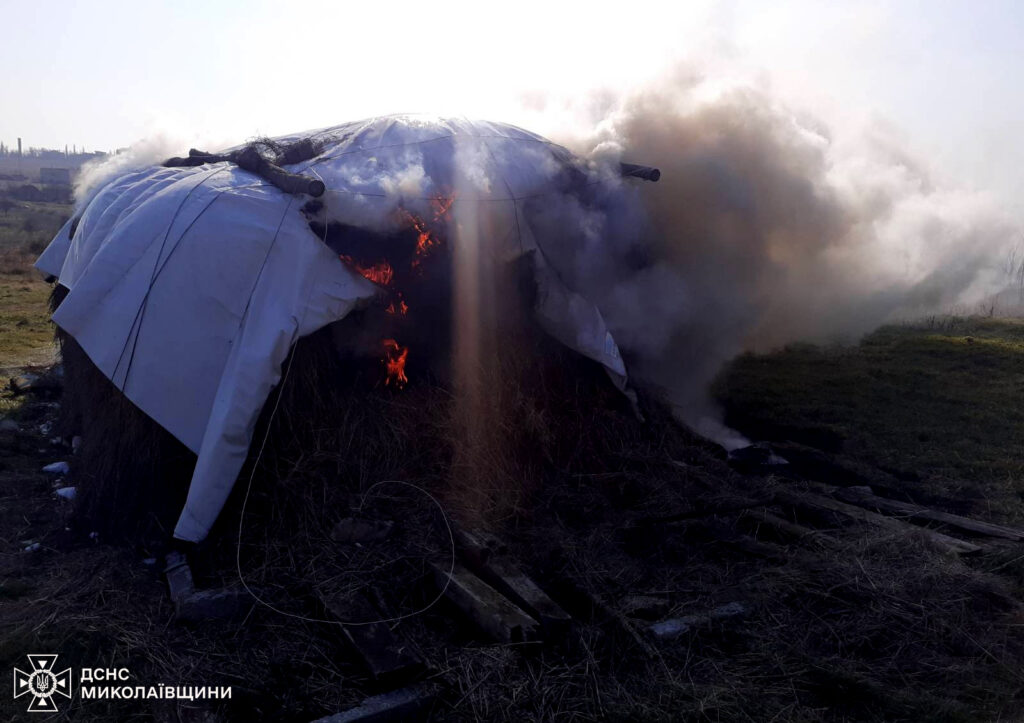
[453,528,571,638]
[835,487,1024,542]
[452,527,507,567]
[649,602,748,640]
[340,623,424,685]
[468,555,572,638]
[310,683,438,723]
[432,562,539,643]
[775,490,982,555]
[586,592,660,658]
[319,593,424,685]
[536,563,659,658]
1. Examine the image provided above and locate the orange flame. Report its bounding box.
[412,216,440,259]
[396,211,440,266]
[343,196,455,390]
[398,193,455,269]
[382,338,409,388]
[340,255,393,286]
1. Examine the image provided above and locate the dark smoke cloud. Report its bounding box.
[549,70,1018,445]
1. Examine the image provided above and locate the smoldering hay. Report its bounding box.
[534,71,1021,443]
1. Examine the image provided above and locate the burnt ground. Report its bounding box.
[2,327,1024,722]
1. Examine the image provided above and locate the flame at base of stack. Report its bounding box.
[381,338,409,388]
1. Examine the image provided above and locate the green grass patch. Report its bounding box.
[715,316,1024,524]
[0,273,55,371]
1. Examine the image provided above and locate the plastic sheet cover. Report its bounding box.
[37,115,629,542]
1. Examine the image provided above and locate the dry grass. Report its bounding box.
[0,198,66,375]
[0,200,70,271]
[4,286,1023,719]
[4,366,1024,720]
[0,272,56,374]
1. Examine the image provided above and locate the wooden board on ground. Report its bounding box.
[454,528,571,638]
[319,592,425,685]
[775,489,982,555]
[835,487,1024,542]
[431,562,539,644]
[310,683,438,723]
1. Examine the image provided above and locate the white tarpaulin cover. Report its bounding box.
[37,115,629,542]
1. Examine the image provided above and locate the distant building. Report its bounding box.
[40,167,72,185]
[11,184,45,202]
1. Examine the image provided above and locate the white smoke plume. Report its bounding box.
[548,69,1019,444]
[73,135,189,211]
[72,126,247,214]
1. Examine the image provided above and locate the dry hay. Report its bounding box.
[23,281,1024,721]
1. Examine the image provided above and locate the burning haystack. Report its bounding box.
[37,115,663,544]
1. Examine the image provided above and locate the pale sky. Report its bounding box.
[1,0,1021,213]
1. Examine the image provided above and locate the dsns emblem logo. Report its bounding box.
[13,655,72,713]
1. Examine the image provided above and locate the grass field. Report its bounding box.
[0,200,67,373]
[0,273,55,367]
[0,199,69,262]
[716,316,1024,524]
[2,204,1024,720]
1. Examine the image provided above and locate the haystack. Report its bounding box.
[37,115,663,546]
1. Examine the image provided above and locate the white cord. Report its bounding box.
[234,167,456,626]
